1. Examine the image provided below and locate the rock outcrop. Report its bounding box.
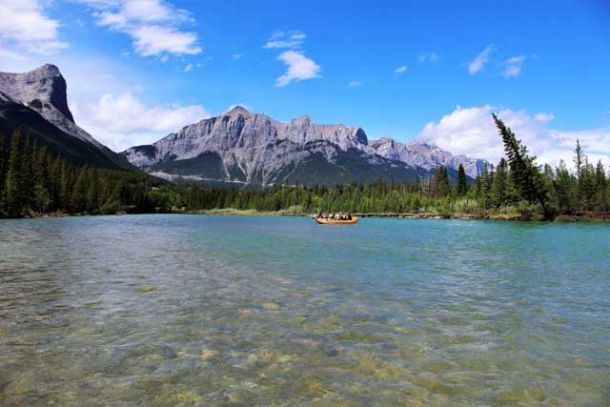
[0,64,133,170]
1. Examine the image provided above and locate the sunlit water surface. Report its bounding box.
[1,215,609,406]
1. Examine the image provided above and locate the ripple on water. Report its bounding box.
[0,215,609,405]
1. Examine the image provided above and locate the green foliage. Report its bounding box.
[0,128,160,218]
[493,114,553,219]
[1,123,609,221]
[433,166,450,197]
[457,164,468,196]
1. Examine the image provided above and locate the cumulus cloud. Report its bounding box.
[130,25,199,56]
[348,80,363,88]
[502,55,527,78]
[77,91,209,151]
[394,65,408,75]
[264,31,306,49]
[265,29,321,87]
[77,0,201,57]
[0,0,68,54]
[468,45,494,75]
[418,52,440,64]
[418,105,610,167]
[275,50,321,87]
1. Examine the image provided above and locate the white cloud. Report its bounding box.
[132,25,199,56]
[534,112,555,123]
[265,29,320,87]
[77,0,201,57]
[275,50,321,87]
[231,53,243,61]
[264,31,306,49]
[468,45,494,75]
[502,55,527,78]
[418,52,440,64]
[418,105,610,167]
[0,0,68,54]
[348,80,363,88]
[77,91,209,151]
[394,65,408,75]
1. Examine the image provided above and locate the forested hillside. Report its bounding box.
[1,116,608,220]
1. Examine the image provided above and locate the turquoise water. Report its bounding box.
[0,215,609,406]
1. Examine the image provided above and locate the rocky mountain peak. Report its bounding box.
[291,115,311,125]
[0,63,73,122]
[0,64,109,149]
[33,63,62,76]
[225,105,251,118]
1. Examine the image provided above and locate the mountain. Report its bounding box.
[0,64,133,170]
[370,137,486,179]
[123,106,485,185]
[123,107,424,185]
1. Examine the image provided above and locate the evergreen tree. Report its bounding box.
[594,160,607,211]
[552,160,575,215]
[491,158,508,209]
[492,113,552,219]
[0,132,6,215]
[456,164,468,196]
[573,139,585,209]
[4,130,24,217]
[580,159,596,211]
[433,166,450,197]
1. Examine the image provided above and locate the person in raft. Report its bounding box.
[316,212,352,220]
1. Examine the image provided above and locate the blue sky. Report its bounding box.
[0,0,609,164]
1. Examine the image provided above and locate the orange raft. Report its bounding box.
[315,217,359,225]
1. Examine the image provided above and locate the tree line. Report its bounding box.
[0,130,161,218]
[1,115,608,220]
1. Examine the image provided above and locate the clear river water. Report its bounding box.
[0,215,609,406]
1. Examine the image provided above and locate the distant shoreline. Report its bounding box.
[3,208,609,223]
[185,208,610,223]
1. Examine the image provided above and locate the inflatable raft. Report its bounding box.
[315,217,359,225]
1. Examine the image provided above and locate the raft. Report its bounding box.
[315,217,359,225]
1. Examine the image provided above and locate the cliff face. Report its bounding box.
[0,64,107,149]
[123,106,484,185]
[0,64,133,170]
[123,107,421,185]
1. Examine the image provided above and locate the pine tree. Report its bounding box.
[0,132,6,215]
[433,166,450,197]
[5,129,22,217]
[594,160,607,211]
[493,113,552,219]
[491,158,508,209]
[553,160,575,215]
[574,139,585,209]
[580,160,596,211]
[456,164,468,196]
[31,147,50,213]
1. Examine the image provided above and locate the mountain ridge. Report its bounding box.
[0,64,487,185]
[123,106,486,185]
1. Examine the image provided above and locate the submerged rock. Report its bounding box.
[262,302,280,311]
[200,348,220,361]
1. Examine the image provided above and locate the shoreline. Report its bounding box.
[186,209,610,223]
[3,208,609,223]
